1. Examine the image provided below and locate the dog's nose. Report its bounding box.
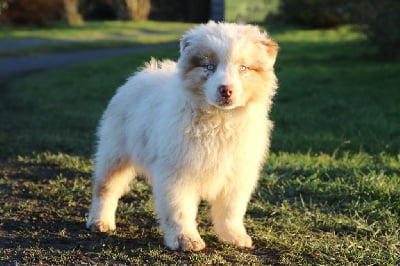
[218,85,233,98]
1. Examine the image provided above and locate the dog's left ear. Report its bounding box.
[260,36,279,66]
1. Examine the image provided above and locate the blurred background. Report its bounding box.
[0,0,399,59]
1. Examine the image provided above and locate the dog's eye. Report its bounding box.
[205,64,216,71]
[239,65,248,72]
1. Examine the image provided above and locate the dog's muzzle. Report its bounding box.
[217,85,233,106]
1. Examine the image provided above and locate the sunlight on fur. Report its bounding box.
[86,21,278,251]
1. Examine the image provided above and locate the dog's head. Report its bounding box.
[178,21,278,110]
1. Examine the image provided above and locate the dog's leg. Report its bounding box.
[152,176,205,251]
[86,158,134,232]
[211,182,255,248]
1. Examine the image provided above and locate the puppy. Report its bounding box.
[86,21,278,251]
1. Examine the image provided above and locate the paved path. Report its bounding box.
[0,38,69,51]
[0,41,177,81]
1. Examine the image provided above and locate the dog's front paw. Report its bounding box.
[165,233,206,251]
[86,220,116,232]
[178,234,206,251]
[219,233,253,248]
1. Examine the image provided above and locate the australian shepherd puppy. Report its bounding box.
[86,21,278,251]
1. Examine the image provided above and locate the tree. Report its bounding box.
[0,1,8,15]
[64,0,84,25]
[125,0,150,20]
[111,0,151,21]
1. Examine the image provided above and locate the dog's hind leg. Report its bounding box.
[86,156,135,232]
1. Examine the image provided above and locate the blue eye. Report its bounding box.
[206,64,216,71]
[239,65,247,72]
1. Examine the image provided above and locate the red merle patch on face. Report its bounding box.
[180,47,219,96]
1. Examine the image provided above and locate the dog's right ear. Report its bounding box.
[180,35,191,54]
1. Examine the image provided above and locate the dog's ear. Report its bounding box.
[180,38,190,53]
[260,36,279,66]
[180,35,192,54]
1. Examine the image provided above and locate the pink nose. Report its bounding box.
[218,85,233,98]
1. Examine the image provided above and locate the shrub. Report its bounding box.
[81,0,117,20]
[352,0,400,59]
[0,0,63,26]
[278,0,350,28]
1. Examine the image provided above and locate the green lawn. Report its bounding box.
[0,22,399,265]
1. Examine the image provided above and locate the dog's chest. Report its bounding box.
[181,111,250,171]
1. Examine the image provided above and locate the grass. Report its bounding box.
[0,20,194,56]
[1,21,400,264]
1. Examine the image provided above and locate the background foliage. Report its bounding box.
[352,0,400,59]
[1,0,398,59]
[275,0,400,59]
[277,0,350,28]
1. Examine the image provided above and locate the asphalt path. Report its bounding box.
[0,41,177,81]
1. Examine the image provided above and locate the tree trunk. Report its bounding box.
[64,0,84,25]
[125,0,151,20]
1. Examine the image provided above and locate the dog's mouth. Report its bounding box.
[213,98,236,109]
[218,98,232,106]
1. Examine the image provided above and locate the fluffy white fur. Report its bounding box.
[86,21,278,251]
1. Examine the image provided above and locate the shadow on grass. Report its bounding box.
[1,39,399,159]
[271,40,400,155]
[0,158,283,264]
[0,160,85,182]
[0,209,282,265]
